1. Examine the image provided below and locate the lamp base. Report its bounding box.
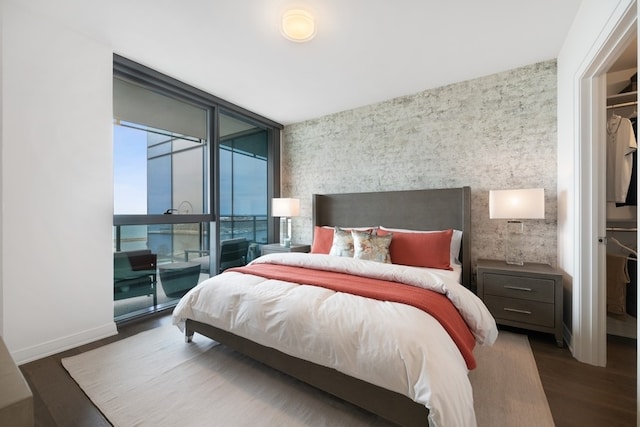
[279,217,292,248]
[280,238,291,248]
[505,220,524,266]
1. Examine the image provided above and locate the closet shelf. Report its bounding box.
[607,90,638,106]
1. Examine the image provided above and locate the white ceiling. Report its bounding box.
[12,0,584,125]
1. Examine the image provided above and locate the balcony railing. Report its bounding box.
[219,215,267,244]
[114,215,267,260]
[113,215,268,322]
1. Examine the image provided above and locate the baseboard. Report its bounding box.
[12,322,117,365]
[607,314,637,339]
[563,322,573,355]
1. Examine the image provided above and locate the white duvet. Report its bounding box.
[172,253,498,427]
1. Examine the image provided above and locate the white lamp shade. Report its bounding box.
[489,188,545,219]
[272,198,300,217]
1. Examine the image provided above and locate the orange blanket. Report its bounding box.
[228,263,477,369]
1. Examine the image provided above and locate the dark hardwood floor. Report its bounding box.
[20,314,636,427]
[528,329,636,427]
[20,312,173,427]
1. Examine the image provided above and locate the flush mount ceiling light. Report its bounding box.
[281,9,316,42]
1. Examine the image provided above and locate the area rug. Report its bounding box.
[62,326,554,427]
[470,332,555,427]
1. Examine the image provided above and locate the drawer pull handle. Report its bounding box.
[504,307,532,315]
[503,285,532,292]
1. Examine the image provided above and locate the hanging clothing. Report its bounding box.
[627,255,637,317]
[617,117,638,206]
[607,252,630,315]
[607,114,637,203]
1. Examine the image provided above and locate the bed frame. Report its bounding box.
[185,186,471,426]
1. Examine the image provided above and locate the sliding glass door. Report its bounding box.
[219,111,269,254]
[112,56,282,322]
[113,77,212,321]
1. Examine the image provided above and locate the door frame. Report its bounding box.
[575,2,637,367]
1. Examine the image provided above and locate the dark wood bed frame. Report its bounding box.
[185,186,471,426]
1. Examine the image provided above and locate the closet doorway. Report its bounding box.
[566,0,637,412]
[605,38,638,341]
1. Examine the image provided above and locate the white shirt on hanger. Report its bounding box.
[607,114,637,203]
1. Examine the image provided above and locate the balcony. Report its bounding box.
[114,216,267,322]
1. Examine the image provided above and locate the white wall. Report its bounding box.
[0,0,4,338]
[557,0,636,364]
[1,3,116,363]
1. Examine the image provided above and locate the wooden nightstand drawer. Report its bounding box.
[483,295,555,328]
[483,273,555,303]
[476,259,563,347]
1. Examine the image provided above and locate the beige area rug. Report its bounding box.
[62,326,553,427]
[470,332,555,427]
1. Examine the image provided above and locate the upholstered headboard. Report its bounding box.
[312,187,471,288]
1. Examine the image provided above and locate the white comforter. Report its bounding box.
[172,253,498,427]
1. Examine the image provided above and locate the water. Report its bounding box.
[115,218,267,262]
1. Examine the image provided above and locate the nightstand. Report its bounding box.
[261,243,311,255]
[477,259,563,347]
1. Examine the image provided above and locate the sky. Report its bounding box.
[114,124,268,216]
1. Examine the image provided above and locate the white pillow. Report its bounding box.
[378,226,463,265]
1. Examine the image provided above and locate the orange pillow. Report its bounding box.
[310,226,334,254]
[377,228,453,270]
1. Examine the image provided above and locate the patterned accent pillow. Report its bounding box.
[352,230,392,263]
[329,227,355,257]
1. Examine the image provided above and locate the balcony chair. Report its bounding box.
[218,237,250,273]
[184,237,250,275]
[113,250,157,307]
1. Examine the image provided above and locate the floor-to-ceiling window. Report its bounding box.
[219,111,269,250]
[113,56,281,322]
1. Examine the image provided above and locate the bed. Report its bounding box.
[172,187,498,427]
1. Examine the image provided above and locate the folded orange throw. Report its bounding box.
[228,263,477,370]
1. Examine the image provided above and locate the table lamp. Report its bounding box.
[489,188,545,266]
[272,198,300,247]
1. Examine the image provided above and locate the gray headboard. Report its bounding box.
[312,187,471,288]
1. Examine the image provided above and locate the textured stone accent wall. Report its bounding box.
[282,60,557,268]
